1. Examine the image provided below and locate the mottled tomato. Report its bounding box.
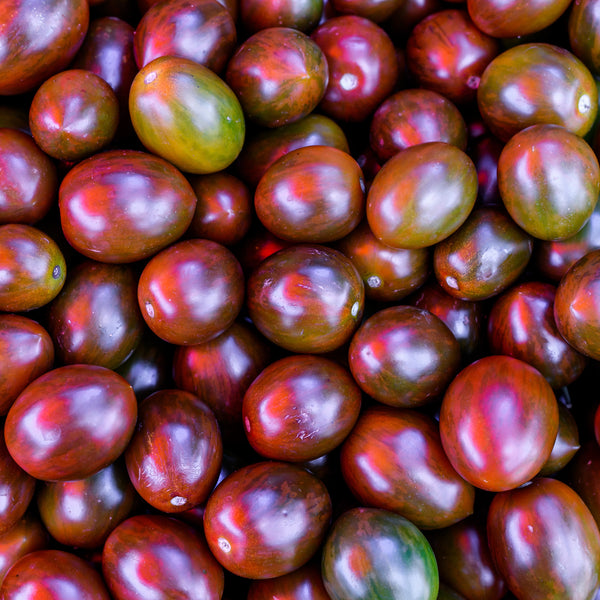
[103,514,224,600]
[5,364,137,481]
[59,149,196,263]
[0,224,66,312]
[331,0,402,22]
[348,305,461,408]
[539,403,580,477]
[0,0,90,95]
[243,354,362,462]
[246,244,364,353]
[433,207,533,302]
[569,0,600,76]
[366,142,478,249]
[477,43,598,141]
[0,128,57,225]
[255,145,365,243]
[0,549,110,599]
[125,388,223,513]
[204,461,332,579]
[341,406,475,529]
[569,440,600,529]
[36,460,137,549]
[247,561,330,600]
[226,27,328,128]
[487,478,600,600]
[440,355,558,491]
[322,507,439,600]
[240,0,322,32]
[130,56,245,174]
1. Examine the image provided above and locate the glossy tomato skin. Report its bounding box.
[0,128,58,225]
[433,207,533,302]
[569,440,600,529]
[243,354,362,462]
[59,149,196,263]
[103,514,224,600]
[125,389,223,513]
[0,0,90,95]
[569,0,600,76]
[1,549,110,599]
[47,260,144,370]
[366,142,478,249]
[477,43,598,141]
[36,460,137,549]
[341,406,475,529]
[348,305,461,408]
[311,15,398,122]
[247,561,330,600]
[255,145,365,243]
[539,402,580,477]
[0,314,54,416]
[487,478,600,600]
[440,355,558,492]
[5,364,137,481]
[240,0,323,33]
[130,56,245,174]
[331,0,402,22]
[204,461,332,579]
[246,244,364,353]
[322,507,439,600]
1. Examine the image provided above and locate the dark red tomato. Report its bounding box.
[137,238,244,346]
[471,133,503,207]
[243,354,362,462]
[467,0,572,38]
[438,583,468,600]
[173,321,272,444]
[406,9,499,104]
[29,69,119,162]
[439,355,558,492]
[348,305,461,408]
[341,406,475,529]
[311,15,398,122]
[255,145,365,243]
[235,113,349,188]
[366,142,478,249]
[487,281,588,388]
[487,478,600,600]
[36,460,137,549]
[204,461,332,579]
[226,27,328,128]
[1,549,110,599]
[0,314,54,416]
[409,281,484,362]
[0,0,89,95]
[0,128,57,225]
[5,364,137,481]
[498,124,600,241]
[433,207,533,302]
[247,561,330,600]
[103,514,224,600]
[0,433,35,534]
[59,149,196,263]
[125,388,222,513]
[569,440,600,529]
[336,219,430,302]
[246,244,364,353]
[369,88,467,163]
[477,43,598,141]
[0,224,66,312]
[0,513,48,585]
[322,507,439,600]
[569,0,600,76]
[130,56,245,174]
[554,248,600,360]
[133,0,236,73]
[188,172,252,245]
[330,0,402,22]
[240,0,322,33]
[384,0,443,40]
[47,260,144,370]
[427,515,507,600]
[539,403,580,477]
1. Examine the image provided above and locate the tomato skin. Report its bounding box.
[247,561,330,600]
[569,0,600,76]
[487,478,600,600]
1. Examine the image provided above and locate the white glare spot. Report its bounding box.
[579,94,591,114]
[445,276,459,290]
[218,537,231,553]
[170,496,187,506]
[144,72,157,85]
[367,275,381,288]
[351,301,360,317]
[145,301,154,318]
[340,73,358,91]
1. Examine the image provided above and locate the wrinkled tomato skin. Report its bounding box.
[340,406,475,529]
[569,0,600,76]
[247,561,330,600]
[4,364,137,481]
[59,149,197,263]
[103,514,224,600]
[569,440,600,529]
[203,461,332,579]
[440,355,558,492]
[125,389,223,513]
[487,478,600,600]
